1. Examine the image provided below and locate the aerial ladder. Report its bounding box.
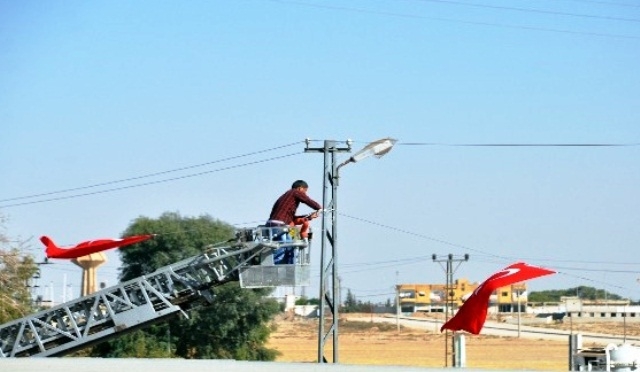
[0,225,310,358]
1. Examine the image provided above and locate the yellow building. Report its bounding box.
[398,279,528,313]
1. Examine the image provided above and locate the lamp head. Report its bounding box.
[350,138,397,163]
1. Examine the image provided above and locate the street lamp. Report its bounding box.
[306,137,397,363]
[337,138,397,174]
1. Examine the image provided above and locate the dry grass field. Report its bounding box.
[266,313,640,371]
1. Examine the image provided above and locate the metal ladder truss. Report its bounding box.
[0,226,308,358]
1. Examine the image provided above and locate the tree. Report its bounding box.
[89,328,170,358]
[90,212,281,360]
[171,283,280,360]
[529,286,625,303]
[0,214,39,324]
[295,296,319,306]
[343,288,358,312]
[118,211,237,280]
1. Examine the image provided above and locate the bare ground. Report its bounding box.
[267,313,640,371]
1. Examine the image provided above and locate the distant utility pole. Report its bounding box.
[396,270,400,333]
[432,253,469,367]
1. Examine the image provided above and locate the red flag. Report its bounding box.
[440,262,555,334]
[42,234,154,259]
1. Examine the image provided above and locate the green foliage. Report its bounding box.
[89,328,171,358]
[0,215,38,324]
[342,288,375,313]
[119,211,236,281]
[340,319,399,332]
[295,296,319,305]
[343,288,357,311]
[308,297,320,305]
[529,286,625,303]
[171,283,281,360]
[90,212,281,360]
[384,298,392,308]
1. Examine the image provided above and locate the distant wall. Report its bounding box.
[294,305,318,318]
[526,304,640,322]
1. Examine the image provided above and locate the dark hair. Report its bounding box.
[291,180,308,189]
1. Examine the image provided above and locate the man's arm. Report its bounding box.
[294,190,322,212]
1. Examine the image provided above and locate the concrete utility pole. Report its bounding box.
[305,139,351,364]
[396,270,400,333]
[516,286,521,338]
[432,253,469,367]
[305,138,396,364]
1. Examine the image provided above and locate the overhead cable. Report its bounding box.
[1,141,301,204]
[266,0,640,40]
[398,142,639,147]
[340,212,640,294]
[0,152,301,208]
[414,0,640,24]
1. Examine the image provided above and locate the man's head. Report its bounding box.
[291,180,308,190]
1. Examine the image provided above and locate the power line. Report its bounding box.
[340,259,430,276]
[0,142,301,204]
[265,0,640,40]
[556,271,631,292]
[342,254,435,268]
[0,152,301,208]
[343,140,640,147]
[562,0,640,9]
[398,142,639,147]
[339,212,640,294]
[339,252,640,296]
[413,0,640,24]
[550,265,640,274]
[340,212,510,261]
[342,212,640,271]
[348,291,396,299]
[4,139,634,208]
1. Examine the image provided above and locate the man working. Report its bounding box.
[268,180,322,240]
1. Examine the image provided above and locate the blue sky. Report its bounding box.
[1,0,639,304]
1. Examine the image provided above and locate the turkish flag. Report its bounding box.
[440,262,555,335]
